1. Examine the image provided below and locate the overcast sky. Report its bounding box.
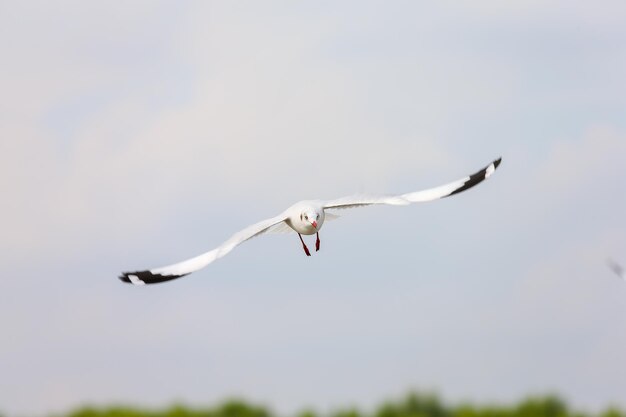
[1,1,626,416]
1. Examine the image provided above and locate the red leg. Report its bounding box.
[298,233,311,256]
[316,232,320,252]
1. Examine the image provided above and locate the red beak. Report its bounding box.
[312,221,318,229]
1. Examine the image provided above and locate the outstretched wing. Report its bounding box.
[323,157,501,210]
[120,213,288,285]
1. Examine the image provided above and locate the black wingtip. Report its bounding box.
[447,157,502,197]
[119,270,188,285]
[119,274,132,283]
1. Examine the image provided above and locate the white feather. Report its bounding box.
[146,214,287,277]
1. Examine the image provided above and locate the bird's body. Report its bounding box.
[120,157,502,285]
[284,200,325,235]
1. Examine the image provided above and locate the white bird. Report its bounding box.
[120,157,502,285]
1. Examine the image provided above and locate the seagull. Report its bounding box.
[607,258,625,280]
[120,157,502,285]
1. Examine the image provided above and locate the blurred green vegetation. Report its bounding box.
[13,393,624,417]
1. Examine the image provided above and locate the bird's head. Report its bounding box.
[300,209,322,230]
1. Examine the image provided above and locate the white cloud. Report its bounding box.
[1,1,463,267]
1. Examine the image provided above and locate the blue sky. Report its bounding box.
[1,1,626,415]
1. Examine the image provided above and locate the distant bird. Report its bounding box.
[607,258,625,280]
[120,157,502,285]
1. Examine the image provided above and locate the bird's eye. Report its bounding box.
[304,214,308,220]
[316,214,319,219]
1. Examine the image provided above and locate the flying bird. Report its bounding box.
[120,157,502,285]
